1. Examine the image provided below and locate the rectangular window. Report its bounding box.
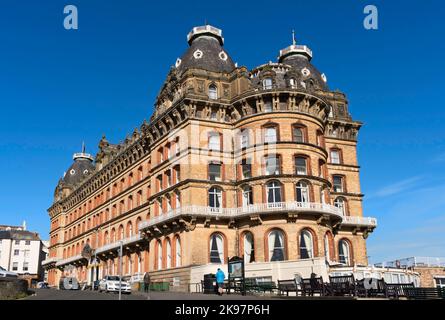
[14,249,19,256]
[295,158,307,175]
[23,262,29,272]
[15,240,20,245]
[265,156,280,175]
[264,127,277,144]
[330,150,341,164]
[241,161,252,179]
[333,176,343,193]
[240,131,249,149]
[262,78,273,90]
[209,164,221,181]
[25,240,31,245]
[24,250,30,258]
[12,262,18,271]
[208,134,220,150]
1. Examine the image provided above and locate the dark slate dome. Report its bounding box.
[175,25,236,75]
[61,149,95,186]
[278,43,329,91]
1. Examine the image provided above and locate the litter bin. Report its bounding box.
[203,274,216,294]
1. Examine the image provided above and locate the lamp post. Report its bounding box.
[118,240,123,301]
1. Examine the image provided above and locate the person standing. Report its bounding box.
[216,268,225,296]
[143,272,151,294]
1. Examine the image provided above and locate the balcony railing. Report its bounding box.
[95,233,143,255]
[42,257,59,266]
[341,216,377,227]
[139,202,352,231]
[55,254,85,267]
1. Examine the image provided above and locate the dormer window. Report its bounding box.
[264,100,273,112]
[262,78,273,90]
[209,85,218,100]
[289,78,297,89]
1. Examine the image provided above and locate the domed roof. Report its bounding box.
[277,35,329,91]
[61,146,95,186]
[175,25,236,75]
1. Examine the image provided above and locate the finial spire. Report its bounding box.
[292,29,296,46]
[82,141,86,153]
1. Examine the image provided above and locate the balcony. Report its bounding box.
[341,216,377,228]
[95,234,143,255]
[139,202,347,231]
[41,257,59,266]
[55,254,86,267]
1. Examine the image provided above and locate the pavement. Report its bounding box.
[24,288,280,300]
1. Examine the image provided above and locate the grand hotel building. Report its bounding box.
[43,25,377,291]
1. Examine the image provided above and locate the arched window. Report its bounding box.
[241,185,253,207]
[296,181,310,202]
[262,78,273,90]
[209,233,224,263]
[339,240,351,265]
[208,187,222,212]
[334,197,346,215]
[300,230,314,259]
[268,230,285,261]
[175,237,181,267]
[266,181,282,205]
[324,233,332,261]
[119,225,124,240]
[166,239,172,268]
[243,232,255,263]
[174,190,181,209]
[127,221,133,237]
[293,127,305,143]
[208,84,218,100]
[295,157,307,175]
[157,241,163,270]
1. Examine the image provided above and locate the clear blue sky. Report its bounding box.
[1,0,444,263]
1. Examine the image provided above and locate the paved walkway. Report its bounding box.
[25,288,281,300]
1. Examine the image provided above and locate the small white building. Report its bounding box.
[0,223,47,283]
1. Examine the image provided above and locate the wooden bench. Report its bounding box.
[328,275,356,296]
[277,279,299,296]
[256,281,277,293]
[301,277,327,296]
[356,279,388,298]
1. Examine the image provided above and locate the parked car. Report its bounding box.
[98,275,131,294]
[0,266,18,279]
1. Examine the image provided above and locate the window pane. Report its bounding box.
[300,231,313,259]
[265,127,277,143]
[209,164,221,181]
[294,128,304,142]
[263,78,273,90]
[330,150,340,164]
[264,101,273,112]
[209,86,217,99]
[269,231,284,261]
[295,157,307,175]
[209,134,220,150]
[333,176,343,192]
[210,234,224,263]
[266,156,279,175]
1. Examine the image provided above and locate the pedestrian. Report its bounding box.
[143,272,151,294]
[216,268,225,296]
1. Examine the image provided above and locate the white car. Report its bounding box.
[98,276,131,293]
[0,266,18,279]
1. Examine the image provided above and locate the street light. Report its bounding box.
[118,240,123,301]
